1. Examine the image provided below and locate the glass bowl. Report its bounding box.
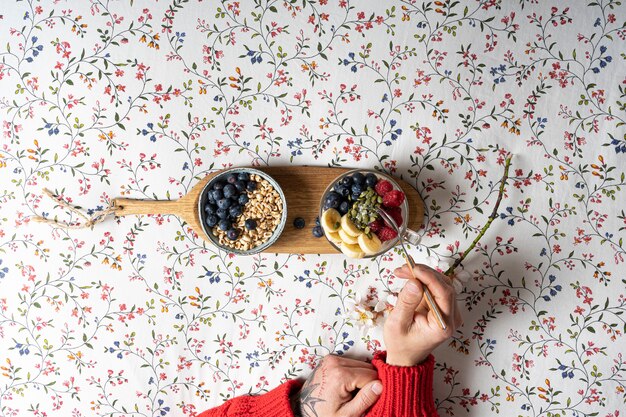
[318,169,420,258]
[198,168,287,255]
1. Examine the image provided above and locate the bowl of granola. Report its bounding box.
[198,168,287,255]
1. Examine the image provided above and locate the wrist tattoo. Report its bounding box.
[298,364,326,417]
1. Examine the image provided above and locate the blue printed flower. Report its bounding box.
[0,259,8,279]
[205,270,220,284]
[610,137,626,154]
[16,342,30,356]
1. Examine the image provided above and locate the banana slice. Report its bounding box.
[340,242,365,259]
[321,209,341,233]
[325,230,343,245]
[338,228,359,244]
[340,214,362,237]
[357,233,382,255]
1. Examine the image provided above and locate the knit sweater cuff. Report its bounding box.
[370,352,438,417]
[246,379,302,417]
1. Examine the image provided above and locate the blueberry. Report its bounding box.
[212,181,225,191]
[315,216,320,226]
[245,219,257,230]
[365,173,378,188]
[205,215,218,227]
[223,184,236,199]
[229,204,242,218]
[351,183,363,196]
[204,203,216,214]
[351,172,365,185]
[293,217,305,229]
[246,181,257,192]
[207,194,216,204]
[226,228,240,241]
[226,174,238,184]
[218,219,231,231]
[210,189,223,201]
[217,198,232,209]
[335,185,350,197]
[216,208,229,219]
[325,192,341,209]
[237,172,250,181]
[338,201,351,215]
[340,176,353,187]
[351,193,361,201]
[238,194,249,205]
[312,225,324,238]
[234,180,246,192]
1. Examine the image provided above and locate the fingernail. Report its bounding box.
[371,381,383,395]
[405,281,420,295]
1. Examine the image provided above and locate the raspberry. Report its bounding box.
[368,218,384,233]
[377,227,398,242]
[375,180,393,196]
[384,207,403,226]
[382,190,405,208]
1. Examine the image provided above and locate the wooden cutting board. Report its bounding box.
[113,166,424,254]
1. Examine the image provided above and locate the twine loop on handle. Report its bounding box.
[31,188,119,229]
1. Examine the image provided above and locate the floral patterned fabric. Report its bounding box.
[1,1,625,416]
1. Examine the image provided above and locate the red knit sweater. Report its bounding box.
[198,352,438,417]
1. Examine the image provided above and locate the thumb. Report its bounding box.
[389,280,423,330]
[340,380,382,417]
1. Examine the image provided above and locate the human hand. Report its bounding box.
[295,355,382,417]
[384,263,463,366]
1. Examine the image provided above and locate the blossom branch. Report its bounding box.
[445,154,513,277]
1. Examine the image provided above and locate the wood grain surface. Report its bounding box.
[112,166,424,254]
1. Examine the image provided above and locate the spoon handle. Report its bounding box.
[404,254,447,331]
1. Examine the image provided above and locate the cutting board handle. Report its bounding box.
[112,198,185,216]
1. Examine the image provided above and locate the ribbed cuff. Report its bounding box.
[245,379,303,417]
[369,352,438,417]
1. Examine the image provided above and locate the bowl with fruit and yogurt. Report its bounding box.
[318,170,418,258]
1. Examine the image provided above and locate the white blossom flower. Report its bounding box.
[452,277,463,293]
[425,255,451,273]
[345,292,376,331]
[455,269,471,283]
[385,293,398,307]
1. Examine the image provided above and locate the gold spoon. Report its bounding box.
[377,208,447,330]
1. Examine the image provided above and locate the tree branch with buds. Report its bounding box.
[445,154,513,278]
